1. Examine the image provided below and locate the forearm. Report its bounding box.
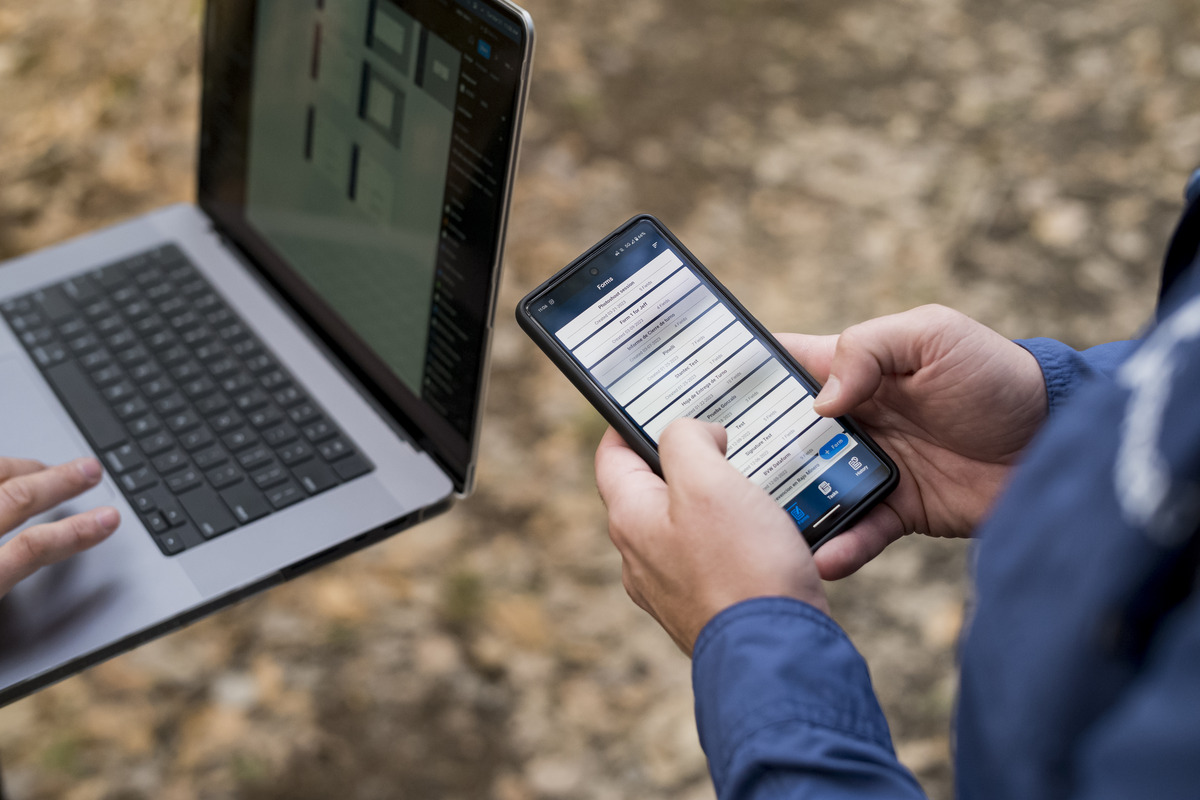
[693,598,926,800]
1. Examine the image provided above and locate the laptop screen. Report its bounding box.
[197,0,532,492]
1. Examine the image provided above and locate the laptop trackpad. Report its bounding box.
[0,356,114,537]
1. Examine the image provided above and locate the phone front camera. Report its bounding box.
[590,268,599,276]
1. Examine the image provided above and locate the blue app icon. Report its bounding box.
[819,433,849,459]
[477,39,492,59]
[788,503,810,526]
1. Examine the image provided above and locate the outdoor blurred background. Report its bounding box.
[0,0,1197,798]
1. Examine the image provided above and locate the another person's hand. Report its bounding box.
[0,457,120,598]
[596,419,827,655]
[779,305,1048,579]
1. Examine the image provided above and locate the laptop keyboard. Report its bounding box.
[1,244,375,556]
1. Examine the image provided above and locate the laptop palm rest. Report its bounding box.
[0,355,202,687]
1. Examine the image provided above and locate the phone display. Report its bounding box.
[517,215,897,549]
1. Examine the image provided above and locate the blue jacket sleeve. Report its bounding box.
[692,597,927,800]
[1015,338,1138,415]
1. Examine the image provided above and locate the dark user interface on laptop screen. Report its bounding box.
[199,0,528,487]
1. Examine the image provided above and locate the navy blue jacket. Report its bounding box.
[692,169,1200,799]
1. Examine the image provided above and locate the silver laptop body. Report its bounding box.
[0,0,533,705]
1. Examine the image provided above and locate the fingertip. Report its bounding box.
[813,375,842,417]
[661,418,726,453]
[93,507,120,535]
[74,457,103,483]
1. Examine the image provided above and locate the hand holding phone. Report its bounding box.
[517,215,898,550]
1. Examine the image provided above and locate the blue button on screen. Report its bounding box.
[819,433,849,459]
[788,503,810,526]
[477,39,492,59]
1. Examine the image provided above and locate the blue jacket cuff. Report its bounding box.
[1015,338,1137,415]
[693,597,922,798]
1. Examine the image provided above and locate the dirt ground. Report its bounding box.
[0,0,1197,798]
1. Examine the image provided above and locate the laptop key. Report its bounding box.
[90,364,124,387]
[237,445,272,470]
[178,486,238,539]
[264,424,299,447]
[115,396,150,420]
[266,480,305,510]
[211,411,242,433]
[206,464,243,490]
[80,349,112,371]
[154,392,188,416]
[116,344,152,367]
[302,419,336,443]
[291,459,337,495]
[222,428,258,452]
[139,431,174,456]
[103,380,137,403]
[130,361,163,384]
[318,438,352,462]
[248,407,282,430]
[332,453,373,482]
[143,511,170,534]
[36,285,77,322]
[170,360,204,382]
[233,389,268,413]
[104,443,144,474]
[57,316,86,337]
[63,275,101,305]
[160,345,191,366]
[132,493,157,514]
[196,393,230,415]
[251,463,288,490]
[166,468,203,494]
[93,266,129,291]
[120,467,158,493]
[83,299,116,320]
[154,531,186,556]
[67,332,101,355]
[32,344,68,367]
[273,386,305,408]
[161,500,187,528]
[220,482,271,524]
[152,449,189,475]
[180,427,214,452]
[43,361,128,451]
[127,414,162,438]
[193,444,229,471]
[279,441,313,466]
[287,403,319,426]
[166,410,202,434]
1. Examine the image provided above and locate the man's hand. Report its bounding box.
[779,305,1048,579]
[596,419,827,656]
[0,457,120,597]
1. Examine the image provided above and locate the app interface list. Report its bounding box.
[533,223,887,530]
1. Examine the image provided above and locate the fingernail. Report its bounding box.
[814,375,841,411]
[94,507,120,532]
[76,458,103,482]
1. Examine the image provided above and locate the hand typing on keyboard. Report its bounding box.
[0,457,120,597]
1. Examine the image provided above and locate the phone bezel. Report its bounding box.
[516,214,898,549]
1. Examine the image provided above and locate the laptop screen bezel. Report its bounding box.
[195,0,534,494]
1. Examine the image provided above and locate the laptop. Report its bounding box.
[0,0,533,705]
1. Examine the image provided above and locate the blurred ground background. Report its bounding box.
[0,0,1197,798]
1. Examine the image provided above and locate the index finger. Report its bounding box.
[0,458,104,533]
[0,458,51,483]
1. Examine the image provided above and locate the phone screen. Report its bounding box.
[524,218,894,543]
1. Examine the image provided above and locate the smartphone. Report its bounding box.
[516,215,898,550]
